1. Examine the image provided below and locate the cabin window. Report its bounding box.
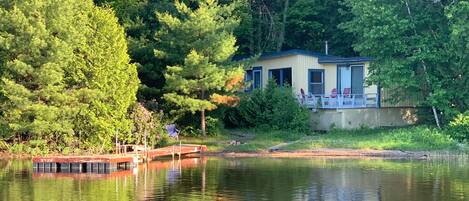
[268,68,292,87]
[308,69,324,95]
[245,66,262,91]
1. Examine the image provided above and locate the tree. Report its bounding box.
[341,0,469,126]
[285,0,356,56]
[0,0,138,150]
[156,0,244,136]
[94,0,175,102]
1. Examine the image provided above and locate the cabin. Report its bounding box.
[244,49,419,130]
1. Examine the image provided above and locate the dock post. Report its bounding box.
[98,163,104,173]
[179,141,182,159]
[51,163,57,172]
[71,163,82,173]
[86,163,92,173]
[60,163,70,173]
[44,163,51,172]
[92,163,99,173]
[109,163,117,172]
[172,145,175,160]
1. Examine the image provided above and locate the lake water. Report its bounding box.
[1,157,468,201]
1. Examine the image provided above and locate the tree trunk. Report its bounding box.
[201,89,206,136]
[404,0,441,129]
[201,109,206,137]
[277,0,290,51]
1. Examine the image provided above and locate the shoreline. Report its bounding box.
[200,148,433,159]
[3,148,466,160]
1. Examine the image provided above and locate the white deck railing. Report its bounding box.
[297,93,379,109]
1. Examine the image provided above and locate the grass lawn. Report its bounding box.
[284,126,460,151]
[177,129,306,152]
[177,126,464,153]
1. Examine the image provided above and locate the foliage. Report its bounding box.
[225,81,310,131]
[94,0,175,102]
[284,0,356,56]
[156,0,245,135]
[284,126,458,151]
[0,0,139,151]
[448,111,469,143]
[128,102,155,146]
[341,0,469,124]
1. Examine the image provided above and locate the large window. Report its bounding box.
[268,68,292,87]
[245,66,262,91]
[308,69,324,95]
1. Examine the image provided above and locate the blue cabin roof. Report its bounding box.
[235,49,373,64]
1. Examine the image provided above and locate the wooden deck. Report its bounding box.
[32,144,207,174]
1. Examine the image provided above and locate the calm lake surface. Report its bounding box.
[1,157,468,201]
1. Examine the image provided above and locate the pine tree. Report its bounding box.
[156,0,244,136]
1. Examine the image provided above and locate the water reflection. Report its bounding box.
[0,157,468,201]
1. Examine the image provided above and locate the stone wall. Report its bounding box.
[310,108,419,130]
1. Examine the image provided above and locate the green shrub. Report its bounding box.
[225,80,310,131]
[448,112,469,142]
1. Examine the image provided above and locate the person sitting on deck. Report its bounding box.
[166,124,179,141]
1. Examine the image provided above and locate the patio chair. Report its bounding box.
[300,88,317,109]
[298,88,306,104]
[321,88,338,108]
[342,88,355,107]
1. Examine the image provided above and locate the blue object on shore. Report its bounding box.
[166,124,179,138]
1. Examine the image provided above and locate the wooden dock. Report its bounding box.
[32,144,207,174]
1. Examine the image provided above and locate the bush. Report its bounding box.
[448,112,469,142]
[225,81,310,131]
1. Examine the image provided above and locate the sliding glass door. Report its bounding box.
[337,65,364,95]
[338,65,351,94]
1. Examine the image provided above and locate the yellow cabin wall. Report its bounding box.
[253,55,302,91]
[250,55,377,95]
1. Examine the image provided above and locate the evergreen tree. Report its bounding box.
[156,0,244,135]
[0,0,138,150]
[94,0,175,102]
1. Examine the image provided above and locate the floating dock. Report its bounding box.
[32,144,207,174]
[32,157,207,180]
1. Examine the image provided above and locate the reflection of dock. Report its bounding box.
[32,144,207,174]
[32,157,207,180]
[32,169,134,180]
